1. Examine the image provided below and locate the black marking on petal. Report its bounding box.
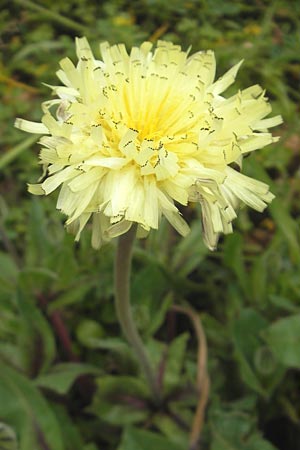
[112,120,120,129]
[154,156,160,167]
[123,140,132,148]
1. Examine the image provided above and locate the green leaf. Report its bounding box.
[47,237,79,287]
[244,433,279,450]
[76,320,106,348]
[250,255,267,305]
[95,375,149,398]
[83,445,98,450]
[50,404,85,450]
[118,427,185,450]
[223,233,250,296]
[232,309,268,396]
[164,333,189,393]
[48,282,93,312]
[34,363,101,395]
[210,407,278,450]
[131,263,167,308]
[247,160,300,264]
[0,252,19,295]
[269,198,300,264]
[89,376,150,426]
[25,198,52,267]
[91,402,148,426]
[0,364,64,450]
[76,332,133,363]
[16,281,56,374]
[152,414,189,448]
[147,293,173,336]
[171,219,208,276]
[0,422,18,450]
[269,294,300,313]
[131,262,169,336]
[211,413,252,450]
[263,314,300,368]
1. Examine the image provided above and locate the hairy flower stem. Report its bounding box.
[114,225,161,404]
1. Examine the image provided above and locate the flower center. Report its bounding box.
[96,73,202,180]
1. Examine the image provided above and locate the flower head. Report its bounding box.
[16,38,282,249]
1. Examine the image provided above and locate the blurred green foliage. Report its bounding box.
[0,1,300,449]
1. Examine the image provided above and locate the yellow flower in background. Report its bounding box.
[15,38,282,250]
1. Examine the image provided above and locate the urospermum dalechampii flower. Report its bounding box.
[15,38,282,250]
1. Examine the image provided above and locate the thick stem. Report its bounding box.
[114,224,161,404]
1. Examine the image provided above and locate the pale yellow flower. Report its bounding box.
[15,38,282,249]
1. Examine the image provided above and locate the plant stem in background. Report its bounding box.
[114,224,161,404]
[0,135,38,171]
[172,304,210,450]
[13,0,86,33]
